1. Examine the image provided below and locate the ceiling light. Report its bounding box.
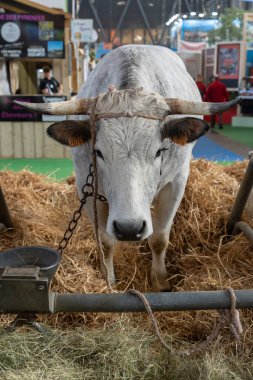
[190,11,196,16]
[199,13,204,17]
[117,1,126,5]
[148,2,154,6]
[212,11,218,16]
[183,14,188,18]
[134,35,143,42]
[166,13,179,26]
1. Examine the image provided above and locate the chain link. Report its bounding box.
[58,164,107,255]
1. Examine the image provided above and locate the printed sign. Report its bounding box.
[216,42,241,89]
[0,14,65,58]
[71,19,94,43]
[0,95,67,122]
[244,13,253,48]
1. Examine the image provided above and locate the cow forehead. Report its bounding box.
[95,88,169,119]
[97,117,163,154]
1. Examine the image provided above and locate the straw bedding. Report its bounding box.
[0,160,253,349]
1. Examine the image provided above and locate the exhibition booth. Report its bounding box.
[173,14,253,127]
[0,0,72,159]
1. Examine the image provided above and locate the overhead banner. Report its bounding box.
[180,40,206,52]
[0,14,65,59]
[181,19,219,42]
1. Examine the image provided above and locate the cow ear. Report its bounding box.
[47,120,91,146]
[162,117,209,145]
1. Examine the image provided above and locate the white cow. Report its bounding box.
[16,45,240,290]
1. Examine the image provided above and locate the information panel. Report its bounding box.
[0,14,65,58]
[216,42,241,89]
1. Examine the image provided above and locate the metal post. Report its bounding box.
[233,221,253,242]
[50,289,253,314]
[88,0,109,43]
[227,156,253,234]
[158,1,178,45]
[111,0,132,44]
[0,186,13,230]
[136,0,156,45]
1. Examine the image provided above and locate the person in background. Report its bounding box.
[195,74,206,100]
[207,75,214,86]
[39,66,63,95]
[205,74,229,129]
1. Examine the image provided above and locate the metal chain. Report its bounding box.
[58,163,107,255]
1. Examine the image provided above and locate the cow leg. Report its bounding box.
[148,176,188,291]
[85,198,117,285]
[148,232,168,291]
[99,231,117,285]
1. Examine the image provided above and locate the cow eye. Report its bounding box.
[155,148,167,159]
[155,149,162,158]
[94,149,104,160]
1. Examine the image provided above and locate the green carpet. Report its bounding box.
[218,125,253,149]
[0,159,73,181]
[0,157,233,182]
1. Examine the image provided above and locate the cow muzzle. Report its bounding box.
[113,219,147,241]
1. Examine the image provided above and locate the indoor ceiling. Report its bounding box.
[79,0,231,29]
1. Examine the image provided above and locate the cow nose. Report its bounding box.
[113,220,146,241]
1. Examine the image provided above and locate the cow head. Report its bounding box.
[15,89,241,241]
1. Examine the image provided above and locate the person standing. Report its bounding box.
[39,66,63,95]
[195,74,206,100]
[205,74,229,129]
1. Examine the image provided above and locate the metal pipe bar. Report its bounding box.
[111,0,132,44]
[88,0,109,43]
[184,0,192,12]
[0,186,13,230]
[227,156,253,234]
[158,1,177,45]
[233,221,253,243]
[50,289,253,313]
[136,0,156,45]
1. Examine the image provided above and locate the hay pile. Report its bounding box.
[0,326,251,380]
[0,160,253,349]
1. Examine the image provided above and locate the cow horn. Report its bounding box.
[165,97,242,115]
[14,98,95,115]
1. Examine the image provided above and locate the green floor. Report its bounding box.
[0,159,73,181]
[218,125,253,149]
[0,124,252,181]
